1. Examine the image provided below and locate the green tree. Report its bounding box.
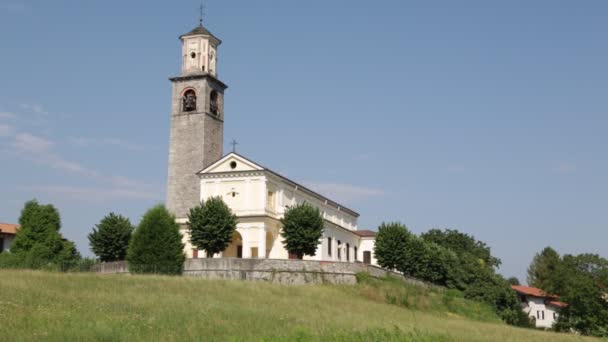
[507,277,521,286]
[127,205,185,275]
[8,200,80,269]
[187,197,237,258]
[553,254,608,337]
[421,229,501,268]
[373,222,409,270]
[526,247,561,292]
[280,203,324,259]
[88,213,134,262]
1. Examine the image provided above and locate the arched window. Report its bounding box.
[182,89,197,112]
[346,243,350,261]
[210,90,219,115]
[354,246,358,262]
[337,240,342,260]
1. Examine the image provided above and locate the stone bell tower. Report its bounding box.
[166,22,227,221]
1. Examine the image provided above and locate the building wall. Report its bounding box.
[523,296,560,329]
[0,234,14,252]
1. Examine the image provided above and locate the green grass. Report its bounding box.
[0,270,597,341]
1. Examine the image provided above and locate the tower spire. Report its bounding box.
[199,1,205,26]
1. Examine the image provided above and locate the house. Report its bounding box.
[512,285,567,329]
[0,223,19,253]
[164,22,378,265]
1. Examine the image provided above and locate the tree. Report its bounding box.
[187,197,237,258]
[280,203,324,259]
[553,254,608,337]
[127,205,185,275]
[421,229,501,268]
[374,222,410,270]
[88,213,134,262]
[526,247,561,292]
[9,200,80,269]
[507,277,521,286]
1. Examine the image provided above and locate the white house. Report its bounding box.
[0,223,18,253]
[177,153,378,265]
[512,285,567,329]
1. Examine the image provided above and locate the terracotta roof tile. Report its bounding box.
[511,285,558,299]
[548,301,568,308]
[0,223,19,235]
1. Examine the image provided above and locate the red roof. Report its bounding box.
[548,301,568,308]
[511,285,558,299]
[0,223,19,235]
[353,230,376,237]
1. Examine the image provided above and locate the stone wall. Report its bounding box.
[93,258,441,289]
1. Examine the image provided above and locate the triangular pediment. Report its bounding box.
[198,153,265,174]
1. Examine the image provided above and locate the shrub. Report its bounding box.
[127,205,185,275]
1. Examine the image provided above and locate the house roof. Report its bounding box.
[511,285,558,299]
[353,230,376,237]
[198,153,360,217]
[0,223,19,235]
[548,300,568,308]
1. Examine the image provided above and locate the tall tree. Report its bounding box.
[187,197,237,258]
[88,213,134,262]
[280,203,324,259]
[127,205,185,275]
[9,200,80,269]
[526,247,561,292]
[374,222,410,271]
[553,254,608,337]
[421,229,501,268]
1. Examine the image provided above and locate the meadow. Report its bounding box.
[0,270,597,341]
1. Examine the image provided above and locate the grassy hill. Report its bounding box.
[0,270,595,341]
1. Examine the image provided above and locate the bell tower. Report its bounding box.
[166,22,227,221]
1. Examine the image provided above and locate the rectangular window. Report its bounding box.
[553,312,557,320]
[537,311,541,320]
[337,241,342,260]
[266,191,275,210]
[542,311,545,320]
[327,237,332,256]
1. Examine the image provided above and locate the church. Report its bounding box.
[165,22,378,266]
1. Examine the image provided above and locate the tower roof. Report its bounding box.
[180,24,221,44]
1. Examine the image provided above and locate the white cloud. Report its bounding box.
[24,185,162,202]
[67,136,144,151]
[0,124,13,137]
[0,112,16,120]
[304,181,386,203]
[20,103,48,115]
[12,132,53,153]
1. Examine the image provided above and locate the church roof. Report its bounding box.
[198,153,360,218]
[353,230,376,238]
[180,24,221,43]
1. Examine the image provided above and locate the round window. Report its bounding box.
[190,52,196,59]
[230,161,237,169]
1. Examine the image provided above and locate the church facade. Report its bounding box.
[166,23,377,265]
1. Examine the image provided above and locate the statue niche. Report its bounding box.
[182,89,197,112]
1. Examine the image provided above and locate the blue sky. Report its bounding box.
[1,0,606,282]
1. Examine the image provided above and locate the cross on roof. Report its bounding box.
[230,139,239,153]
[199,1,206,26]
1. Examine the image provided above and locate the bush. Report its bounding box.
[127,205,185,275]
[280,203,324,259]
[187,197,237,258]
[88,213,134,262]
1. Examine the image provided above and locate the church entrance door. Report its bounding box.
[363,251,371,264]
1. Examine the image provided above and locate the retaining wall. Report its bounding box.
[92,258,441,288]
